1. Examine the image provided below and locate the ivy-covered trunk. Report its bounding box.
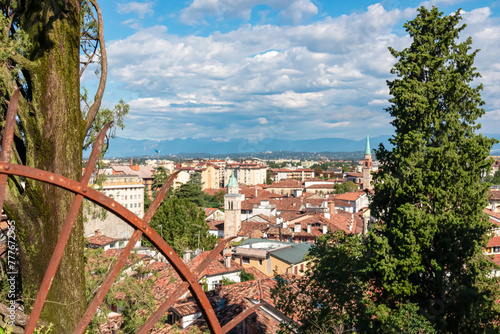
[2,1,86,332]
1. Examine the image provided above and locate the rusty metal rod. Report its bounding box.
[24,123,112,333]
[0,163,221,333]
[0,89,19,213]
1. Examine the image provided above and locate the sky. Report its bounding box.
[82,0,500,143]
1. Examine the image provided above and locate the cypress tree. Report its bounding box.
[368,6,499,332]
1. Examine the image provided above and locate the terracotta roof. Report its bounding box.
[484,208,500,225]
[168,278,285,333]
[112,165,154,179]
[306,183,336,189]
[207,220,224,231]
[346,172,363,177]
[488,190,500,201]
[487,236,500,247]
[189,251,243,277]
[487,253,500,266]
[203,208,219,217]
[332,199,354,207]
[265,180,303,188]
[335,191,364,202]
[238,221,269,238]
[87,235,116,246]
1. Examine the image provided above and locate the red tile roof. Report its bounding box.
[488,190,500,201]
[335,191,364,202]
[207,220,224,231]
[87,235,116,246]
[265,180,303,188]
[488,236,500,247]
[238,221,269,238]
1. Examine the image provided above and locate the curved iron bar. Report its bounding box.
[0,162,222,333]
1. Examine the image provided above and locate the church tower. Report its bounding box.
[224,173,242,239]
[362,134,373,190]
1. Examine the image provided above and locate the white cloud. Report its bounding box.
[106,3,500,141]
[258,117,269,124]
[117,1,154,19]
[180,0,318,25]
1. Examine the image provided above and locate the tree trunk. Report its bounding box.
[3,1,86,332]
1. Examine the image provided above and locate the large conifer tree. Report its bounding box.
[368,6,499,332]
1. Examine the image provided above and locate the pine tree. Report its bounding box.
[368,6,499,332]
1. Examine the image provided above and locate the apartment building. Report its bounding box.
[225,163,267,186]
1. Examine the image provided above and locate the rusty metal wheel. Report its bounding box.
[0,91,254,333]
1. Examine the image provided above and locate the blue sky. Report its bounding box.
[82,0,500,143]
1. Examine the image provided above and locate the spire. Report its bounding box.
[227,172,238,188]
[364,134,371,156]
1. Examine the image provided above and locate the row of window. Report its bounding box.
[124,203,142,209]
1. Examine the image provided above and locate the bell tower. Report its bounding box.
[224,173,242,239]
[362,134,373,190]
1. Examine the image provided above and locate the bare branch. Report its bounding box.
[83,0,107,136]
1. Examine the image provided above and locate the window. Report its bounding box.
[258,259,263,266]
[125,204,128,208]
[242,257,250,264]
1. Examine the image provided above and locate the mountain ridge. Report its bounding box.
[87,134,500,158]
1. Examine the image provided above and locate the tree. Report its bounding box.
[272,231,369,334]
[368,7,500,332]
[0,1,120,332]
[334,181,358,194]
[146,196,218,256]
[314,165,322,177]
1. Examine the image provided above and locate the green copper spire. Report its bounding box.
[364,134,371,156]
[227,172,238,188]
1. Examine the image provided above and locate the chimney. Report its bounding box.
[95,229,102,236]
[130,157,133,166]
[328,200,336,216]
[307,224,311,234]
[294,223,301,233]
[322,224,328,234]
[223,248,231,269]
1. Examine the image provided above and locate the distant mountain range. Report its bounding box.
[87,134,500,158]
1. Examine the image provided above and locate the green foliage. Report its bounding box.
[272,231,369,333]
[84,248,166,333]
[175,181,222,208]
[368,6,500,332]
[82,88,130,153]
[334,181,358,194]
[266,170,274,185]
[222,276,236,286]
[240,269,254,282]
[145,195,218,255]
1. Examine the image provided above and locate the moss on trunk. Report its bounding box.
[3,1,86,332]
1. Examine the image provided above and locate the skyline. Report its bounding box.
[85,0,500,144]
